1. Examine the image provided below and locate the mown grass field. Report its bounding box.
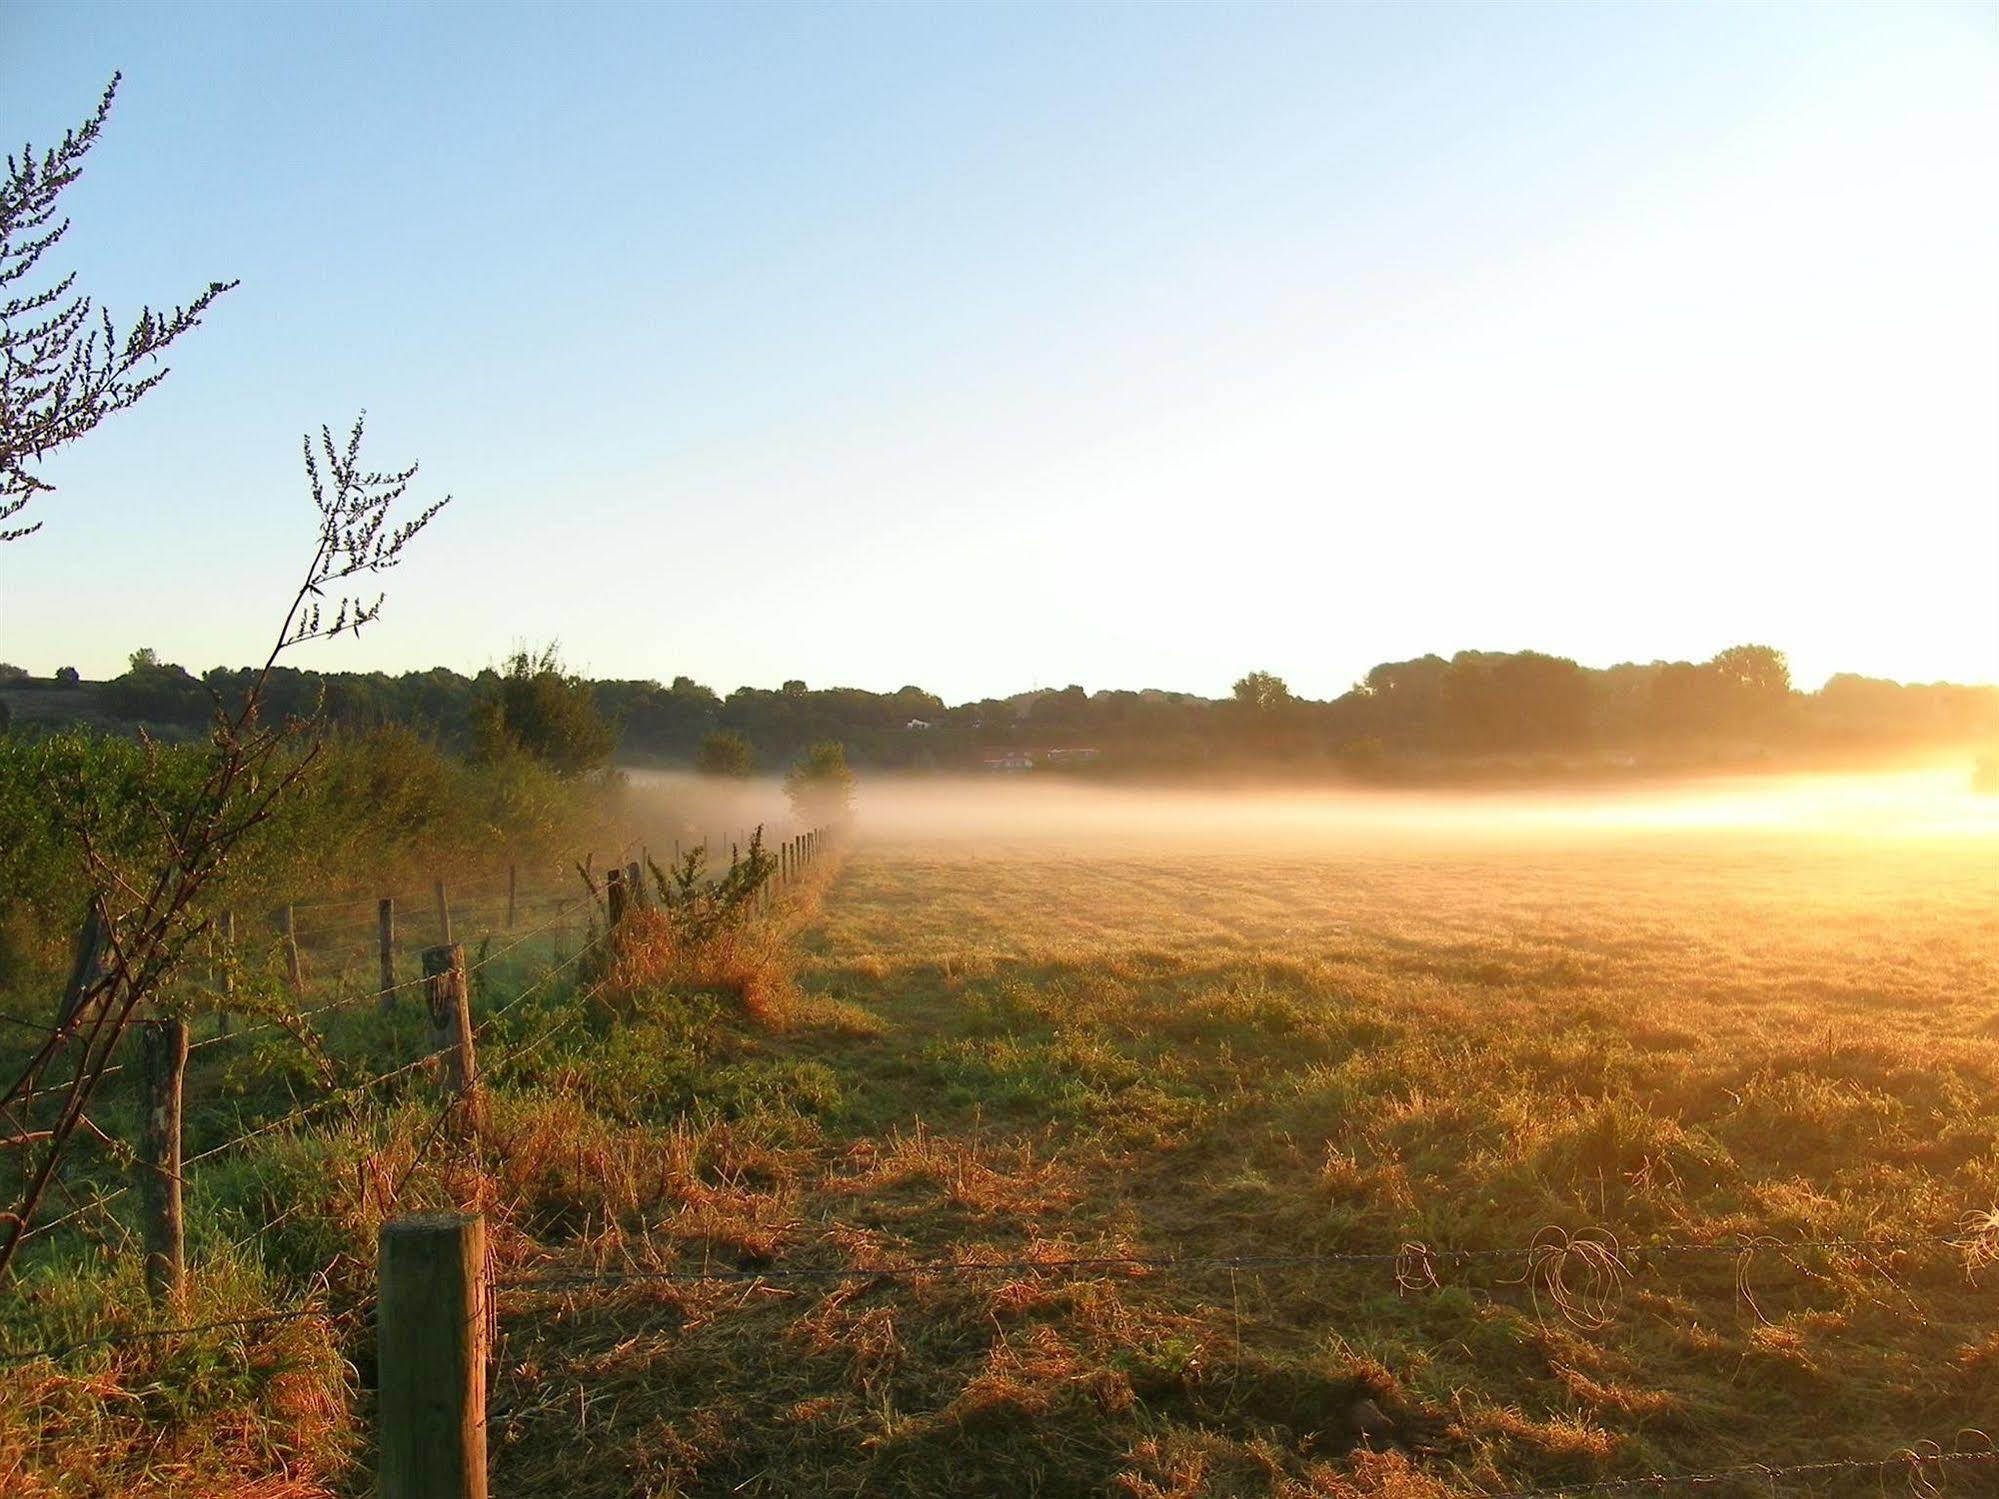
[5,785,1996,1497]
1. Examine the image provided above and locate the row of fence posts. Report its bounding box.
[114,832,827,1309]
[115,870,524,1307]
[603,826,825,928]
[39,829,836,1493]
[377,828,827,1496]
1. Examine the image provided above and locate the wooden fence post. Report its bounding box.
[423,944,480,1128]
[138,1015,188,1304]
[57,897,107,1029]
[625,860,645,910]
[505,865,518,931]
[377,898,397,1011]
[604,866,627,930]
[378,1212,489,1499]
[434,880,453,946]
[281,904,305,999]
[216,910,235,1037]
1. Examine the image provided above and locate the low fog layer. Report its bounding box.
[628,764,1999,857]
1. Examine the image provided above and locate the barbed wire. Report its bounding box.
[181,939,602,1173]
[0,1299,368,1368]
[189,893,591,1050]
[19,1181,133,1244]
[13,934,602,1247]
[284,859,593,915]
[288,881,581,942]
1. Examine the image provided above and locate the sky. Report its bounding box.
[1,0,1994,702]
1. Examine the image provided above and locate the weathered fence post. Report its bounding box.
[434,880,453,946]
[216,910,235,1037]
[137,1014,188,1304]
[378,1212,489,1499]
[57,897,107,1029]
[505,865,518,931]
[625,860,645,911]
[280,903,305,999]
[422,944,480,1128]
[378,898,397,1011]
[604,865,628,930]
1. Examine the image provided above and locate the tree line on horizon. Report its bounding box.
[0,642,1992,779]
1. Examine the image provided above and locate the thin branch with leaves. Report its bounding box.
[1,73,235,542]
[0,416,447,1282]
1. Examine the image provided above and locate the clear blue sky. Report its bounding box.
[2,0,1994,699]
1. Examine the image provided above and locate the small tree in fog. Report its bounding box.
[696,730,753,777]
[1,76,234,541]
[784,740,855,824]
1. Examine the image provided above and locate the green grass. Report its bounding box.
[3,825,1996,1496]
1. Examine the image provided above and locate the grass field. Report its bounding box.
[477,778,1998,1496]
[4,775,1996,1496]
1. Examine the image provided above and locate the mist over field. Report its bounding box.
[635,761,1999,852]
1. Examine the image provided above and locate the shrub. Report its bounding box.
[645,829,776,946]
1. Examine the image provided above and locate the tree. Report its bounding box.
[2,76,234,541]
[1231,671,1292,713]
[1441,651,1593,751]
[1709,644,1790,698]
[695,730,753,777]
[470,646,614,777]
[1029,685,1089,728]
[102,648,206,725]
[784,740,855,824]
[0,663,26,683]
[53,666,79,684]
